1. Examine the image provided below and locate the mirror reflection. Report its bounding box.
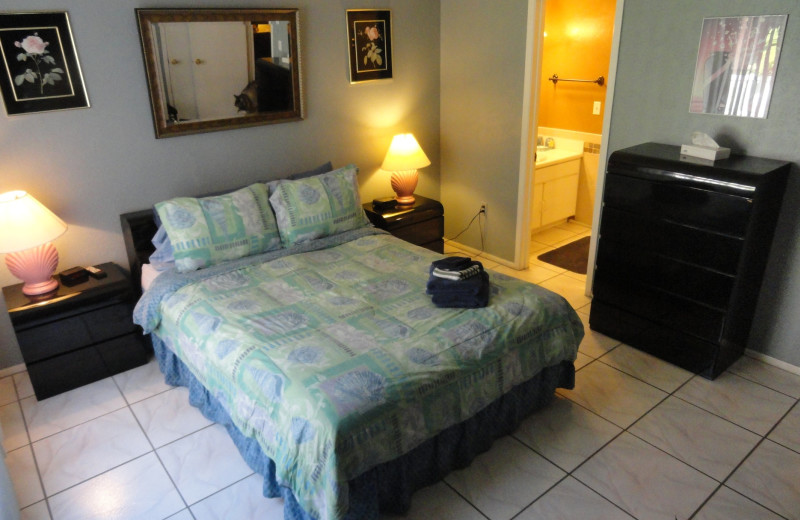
[137,9,303,138]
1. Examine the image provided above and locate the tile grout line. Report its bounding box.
[7,373,53,519]
[725,369,800,402]
[112,374,196,520]
[440,480,492,520]
[668,376,797,441]
[548,353,791,520]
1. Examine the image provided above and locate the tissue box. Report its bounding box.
[680,144,731,161]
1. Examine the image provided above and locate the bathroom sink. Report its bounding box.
[536,148,582,167]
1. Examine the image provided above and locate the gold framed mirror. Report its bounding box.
[136,8,303,138]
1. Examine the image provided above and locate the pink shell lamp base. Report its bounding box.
[391,169,419,205]
[5,242,60,296]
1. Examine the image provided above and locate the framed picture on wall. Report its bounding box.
[0,12,90,115]
[346,9,392,83]
[689,14,787,118]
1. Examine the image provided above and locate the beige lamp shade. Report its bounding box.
[0,191,67,253]
[0,191,67,295]
[381,133,431,204]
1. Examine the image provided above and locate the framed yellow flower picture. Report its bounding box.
[0,12,89,115]
[346,9,392,83]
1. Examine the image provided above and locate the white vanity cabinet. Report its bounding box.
[531,157,580,230]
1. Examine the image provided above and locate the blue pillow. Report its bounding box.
[148,225,175,270]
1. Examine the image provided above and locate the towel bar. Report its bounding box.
[549,74,604,86]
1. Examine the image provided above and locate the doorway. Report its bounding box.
[517,0,624,298]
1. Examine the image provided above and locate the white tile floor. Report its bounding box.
[2,221,799,520]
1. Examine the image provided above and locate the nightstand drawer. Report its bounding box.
[17,316,92,362]
[16,302,137,363]
[26,333,147,400]
[392,215,444,247]
[87,302,137,343]
[27,345,108,400]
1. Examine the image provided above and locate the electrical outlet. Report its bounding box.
[592,101,601,115]
[480,202,487,215]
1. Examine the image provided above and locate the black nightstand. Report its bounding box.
[363,195,444,253]
[3,262,148,400]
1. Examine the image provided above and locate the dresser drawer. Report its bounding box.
[593,275,726,343]
[599,206,744,274]
[17,302,136,363]
[596,238,735,309]
[604,173,752,236]
[589,300,718,376]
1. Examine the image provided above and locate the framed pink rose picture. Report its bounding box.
[346,9,392,83]
[0,12,89,115]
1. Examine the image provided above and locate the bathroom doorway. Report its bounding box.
[520,0,621,296]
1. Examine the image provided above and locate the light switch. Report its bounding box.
[592,101,601,115]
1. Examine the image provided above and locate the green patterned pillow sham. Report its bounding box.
[155,183,281,272]
[269,164,371,246]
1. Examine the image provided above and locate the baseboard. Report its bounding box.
[0,363,25,379]
[444,240,518,269]
[745,349,800,376]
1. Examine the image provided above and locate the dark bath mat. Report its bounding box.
[537,236,590,274]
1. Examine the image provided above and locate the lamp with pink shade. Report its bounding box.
[0,191,67,296]
[381,133,431,205]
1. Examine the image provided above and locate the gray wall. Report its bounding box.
[607,0,800,366]
[440,0,530,261]
[0,0,441,369]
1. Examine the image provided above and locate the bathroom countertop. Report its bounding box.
[535,148,583,168]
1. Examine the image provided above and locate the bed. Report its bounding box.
[120,164,583,520]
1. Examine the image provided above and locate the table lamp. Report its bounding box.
[381,133,431,204]
[0,191,67,296]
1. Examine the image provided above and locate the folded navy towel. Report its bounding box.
[430,271,490,308]
[426,273,485,295]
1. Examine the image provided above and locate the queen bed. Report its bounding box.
[120,164,583,520]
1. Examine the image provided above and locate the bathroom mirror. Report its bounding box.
[136,8,303,138]
[689,15,787,118]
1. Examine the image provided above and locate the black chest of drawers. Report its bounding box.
[3,262,149,399]
[589,143,790,379]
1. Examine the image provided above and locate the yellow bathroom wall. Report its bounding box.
[538,0,616,134]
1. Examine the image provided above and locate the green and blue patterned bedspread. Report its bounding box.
[134,228,582,520]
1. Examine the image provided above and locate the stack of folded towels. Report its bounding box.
[425,256,490,308]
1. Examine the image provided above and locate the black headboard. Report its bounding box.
[120,209,158,294]
[118,162,336,293]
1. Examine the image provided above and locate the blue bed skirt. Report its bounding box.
[151,334,575,520]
